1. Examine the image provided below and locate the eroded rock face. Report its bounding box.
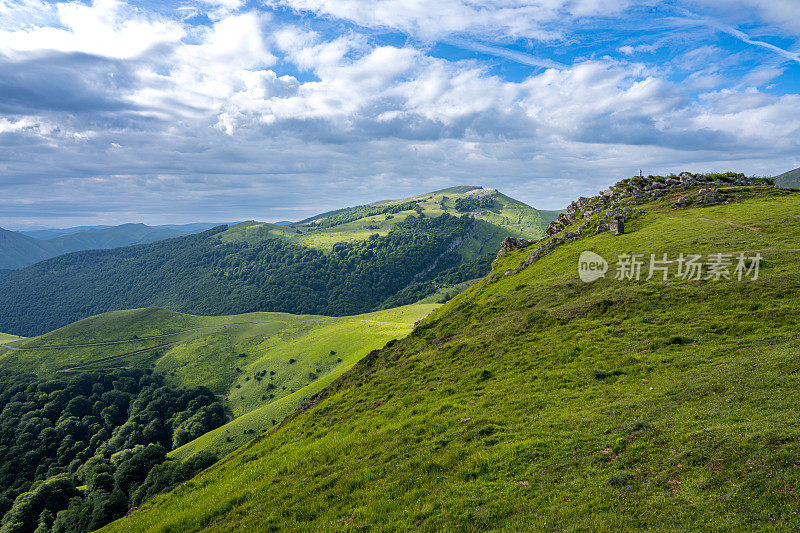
[498,237,535,256]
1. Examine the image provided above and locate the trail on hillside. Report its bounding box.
[0,317,415,351]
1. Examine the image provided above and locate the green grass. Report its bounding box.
[218,187,556,256]
[0,304,436,461]
[104,184,800,532]
[0,332,25,343]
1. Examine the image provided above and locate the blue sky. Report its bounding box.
[0,0,799,228]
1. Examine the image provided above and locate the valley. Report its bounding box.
[0,304,435,460]
[0,187,554,337]
[1,177,799,532]
[99,180,800,531]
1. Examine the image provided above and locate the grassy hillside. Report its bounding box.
[0,188,553,336]
[0,332,24,343]
[258,186,554,249]
[0,304,435,460]
[105,184,800,531]
[775,166,800,188]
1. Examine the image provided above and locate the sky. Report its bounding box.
[1,0,799,228]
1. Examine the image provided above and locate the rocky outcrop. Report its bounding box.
[498,237,535,256]
[673,188,728,208]
[492,171,774,279]
[546,212,574,236]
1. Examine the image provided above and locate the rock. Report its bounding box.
[609,219,625,235]
[498,237,535,256]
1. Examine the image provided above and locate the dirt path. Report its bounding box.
[57,343,175,372]
[691,216,762,232]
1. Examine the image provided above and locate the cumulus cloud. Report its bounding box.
[0,0,798,227]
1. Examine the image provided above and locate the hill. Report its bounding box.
[0,303,434,531]
[774,166,800,188]
[103,176,800,531]
[0,223,221,270]
[0,188,554,336]
[0,228,53,270]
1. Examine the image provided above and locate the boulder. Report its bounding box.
[498,237,535,256]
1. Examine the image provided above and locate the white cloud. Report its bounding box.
[264,0,634,41]
[0,0,799,227]
[692,0,800,36]
[0,0,185,59]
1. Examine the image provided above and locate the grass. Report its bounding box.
[218,188,556,254]
[0,304,436,460]
[0,332,25,343]
[103,184,800,531]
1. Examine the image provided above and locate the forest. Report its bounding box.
[0,369,223,533]
[0,214,483,336]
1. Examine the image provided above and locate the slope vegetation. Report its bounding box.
[0,304,435,460]
[106,183,800,531]
[0,188,552,336]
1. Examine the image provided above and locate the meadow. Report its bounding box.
[104,184,800,531]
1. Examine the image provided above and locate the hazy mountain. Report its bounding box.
[0,222,224,269]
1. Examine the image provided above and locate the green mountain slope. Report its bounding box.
[0,188,552,336]
[0,227,54,269]
[775,166,800,188]
[0,304,435,461]
[0,223,217,270]
[105,182,800,531]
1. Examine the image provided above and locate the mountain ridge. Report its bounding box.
[0,222,224,270]
[0,187,554,336]
[102,177,800,531]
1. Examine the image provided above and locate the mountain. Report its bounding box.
[774,166,800,188]
[0,227,54,269]
[0,222,223,270]
[101,176,800,531]
[0,187,555,336]
[20,222,223,241]
[19,225,114,240]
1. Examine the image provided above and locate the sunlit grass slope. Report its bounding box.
[220,187,556,252]
[106,185,800,532]
[0,304,436,460]
[0,332,25,343]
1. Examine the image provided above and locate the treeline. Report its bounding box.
[0,369,224,533]
[303,200,422,229]
[0,215,476,336]
[379,252,494,309]
[454,196,495,212]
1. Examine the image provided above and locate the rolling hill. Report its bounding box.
[774,166,800,188]
[0,303,436,532]
[0,304,434,459]
[102,179,800,531]
[0,187,554,336]
[0,222,222,270]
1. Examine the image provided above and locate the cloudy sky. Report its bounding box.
[1,0,799,228]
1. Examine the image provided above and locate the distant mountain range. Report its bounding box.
[0,186,555,335]
[0,222,225,269]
